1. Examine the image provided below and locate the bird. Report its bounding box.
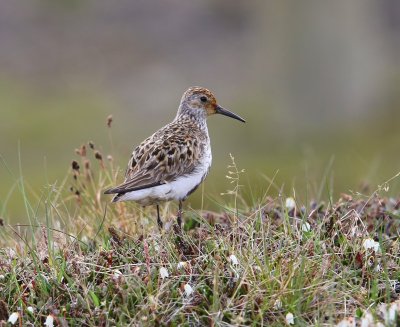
[104,86,245,229]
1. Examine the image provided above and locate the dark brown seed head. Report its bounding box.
[72,160,80,171]
[89,141,95,149]
[95,151,103,160]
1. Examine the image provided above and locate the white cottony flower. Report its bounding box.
[360,312,374,327]
[44,314,54,327]
[285,197,296,210]
[336,317,356,327]
[27,306,35,314]
[229,254,239,265]
[177,261,187,270]
[184,283,194,296]
[8,312,19,325]
[159,267,169,279]
[273,299,282,309]
[388,302,398,323]
[0,274,5,280]
[285,312,294,325]
[363,238,380,252]
[302,222,311,232]
[113,269,123,280]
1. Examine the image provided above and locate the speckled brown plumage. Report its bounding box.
[111,117,208,194]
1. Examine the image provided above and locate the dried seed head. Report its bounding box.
[107,155,113,161]
[88,141,95,149]
[80,144,87,157]
[0,218,4,226]
[72,160,80,171]
[107,115,113,128]
[84,159,90,170]
[95,151,103,160]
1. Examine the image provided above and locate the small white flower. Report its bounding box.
[229,254,239,265]
[184,283,194,296]
[8,312,19,325]
[336,317,356,327]
[44,314,54,327]
[177,261,187,270]
[112,269,123,282]
[6,248,16,259]
[388,302,398,323]
[285,197,296,210]
[360,312,374,327]
[273,299,282,309]
[375,263,382,272]
[159,267,169,279]
[363,238,380,252]
[0,274,4,280]
[113,269,122,277]
[285,312,294,325]
[301,222,311,232]
[27,306,35,313]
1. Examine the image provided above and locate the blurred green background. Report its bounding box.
[1,1,400,221]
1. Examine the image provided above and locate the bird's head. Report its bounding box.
[178,86,245,123]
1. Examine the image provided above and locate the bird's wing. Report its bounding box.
[104,126,203,195]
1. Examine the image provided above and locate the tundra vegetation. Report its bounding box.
[1,134,400,326]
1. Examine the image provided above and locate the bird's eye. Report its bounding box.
[200,96,207,103]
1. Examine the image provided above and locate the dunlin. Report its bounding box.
[104,87,245,228]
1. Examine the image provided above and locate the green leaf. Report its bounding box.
[89,290,100,307]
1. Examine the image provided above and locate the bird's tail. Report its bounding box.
[104,187,124,202]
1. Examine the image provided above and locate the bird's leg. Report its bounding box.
[156,205,163,229]
[177,200,183,228]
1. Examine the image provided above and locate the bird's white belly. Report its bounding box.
[119,148,212,206]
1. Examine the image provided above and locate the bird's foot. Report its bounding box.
[177,210,183,229]
[156,205,163,230]
[157,220,163,230]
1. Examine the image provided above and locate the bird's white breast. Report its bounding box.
[118,144,212,206]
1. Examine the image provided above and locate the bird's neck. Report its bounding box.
[175,105,208,130]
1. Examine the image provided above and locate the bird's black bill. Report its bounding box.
[216,105,245,123]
